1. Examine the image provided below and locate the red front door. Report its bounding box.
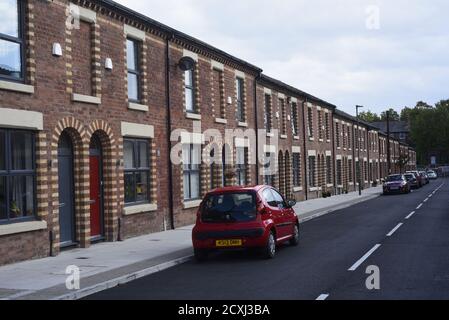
[89,155,103,238]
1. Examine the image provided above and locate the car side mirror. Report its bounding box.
[287,200,297,208]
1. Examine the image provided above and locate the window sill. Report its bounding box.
[0,220,47,237]
[238,122,248,128]
[183,199,202,210]
[293,187,303,192]
[280,134,288,139]
[308,137,315,142]
[124,203,158,216]
[309,187,318,192]
[319,139,324,142]
[327,184,334,188]
[128,102,149,112]
[267,132,274,138]
[215,118,227,124]
[293,136,300,140]
[72,93,101,105]
[0,80,34,94]
[186,112,202,120]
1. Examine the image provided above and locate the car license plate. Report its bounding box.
[216,239,243,247]
[390,187,399,190]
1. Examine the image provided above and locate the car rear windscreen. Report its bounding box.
[202,192,257,223]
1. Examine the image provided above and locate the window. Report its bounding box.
[325,113,330,141]
[213,69,224,117]
[307,107,313,138]
[279,98,286,135]
[124,139,150,205]
[127,39,140,102]
[291,102,299,136]
[363,161,368,181]
[292,153,301,187]
[336,160,342,186]
[356,161,361,183]
[263,153,275,186]
[335,123,340,148]
[0,130,35,223]
[183,144,201,200]
[348,159,353,183]
[236,147,247,186]
[326,156,332,185]
[308,156,316,187]
[318,110,323,140]
[202,192,256,223]
[264,94,272,132]
[185,68,196,113]
[236,78,245,122]
[0,0,24,82]
[263,188,277,208]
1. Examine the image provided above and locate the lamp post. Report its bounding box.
[356,105,364,196]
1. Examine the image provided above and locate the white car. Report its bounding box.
[427,171,438,180]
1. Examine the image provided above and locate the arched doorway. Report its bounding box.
[89,134,105,241]
[58,131,76,247]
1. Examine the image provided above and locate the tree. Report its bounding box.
[358,110,380,123]
[396,154,409,173]
[400,107,413,122]
[380,108,400,121]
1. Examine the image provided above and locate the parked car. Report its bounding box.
[192,186,300,261]
[427,170,438,180]
[406,171,423,188]
[419,171,430,185]
[404,173,419,189]
[383,174,411,195]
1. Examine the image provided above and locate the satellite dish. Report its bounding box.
[178,56,196,71]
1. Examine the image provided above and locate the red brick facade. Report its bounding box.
[0,0,417,266]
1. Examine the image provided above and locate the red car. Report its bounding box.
[192,186,300,261]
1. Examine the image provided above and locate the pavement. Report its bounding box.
[85,179,448,300]
[0,186,382,300]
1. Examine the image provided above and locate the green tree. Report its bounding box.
[380,108,400,121]
[400,107,413,122]
[358,110,380,122]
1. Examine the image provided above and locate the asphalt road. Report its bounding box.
[86,179,449,300]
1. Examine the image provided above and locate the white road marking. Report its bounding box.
[416,203,423,210]
[424,198,429,203]
[405,211,416,220]
[387,223,403,237]
[348,244,381,272]
[316,294,330,301]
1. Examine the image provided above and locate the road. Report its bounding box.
[86,179,449,300]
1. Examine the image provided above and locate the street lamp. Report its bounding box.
[356,105,364,196]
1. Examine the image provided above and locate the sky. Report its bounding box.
[114,0,449,115]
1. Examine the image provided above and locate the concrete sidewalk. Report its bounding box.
[0,186,382,300]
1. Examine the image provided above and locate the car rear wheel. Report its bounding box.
[290,224,300,246]
[263,231,276,259]
[194,249,209,262]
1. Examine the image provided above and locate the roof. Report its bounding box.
[259,75,337,110]
[334,109,380,131]
[371,121,410,133]
[97,0,263,74]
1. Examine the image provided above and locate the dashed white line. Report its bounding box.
[416,203,423,210]
[316,294,330,301]
[424,198,429,203]
[387,223,403,237]
[348,244,381,272]
[405,211,416,220]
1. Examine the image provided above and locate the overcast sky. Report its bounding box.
[116,0,448,115]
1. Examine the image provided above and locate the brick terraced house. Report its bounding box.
[0,0,417,266]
